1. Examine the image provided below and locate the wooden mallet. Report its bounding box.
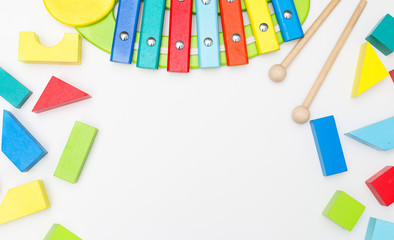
[269,0,341,82]
[292,0,367,124]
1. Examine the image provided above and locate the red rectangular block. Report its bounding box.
[366,166,394,206]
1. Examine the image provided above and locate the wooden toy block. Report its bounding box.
[196,0,221,68]
[322,190,365,231]
[310,115,347,176]
[218,0,249,66]
[365,217,394,240]
[351,42,388,97]
[245,0,280,54]
[43,0,115,27]
[0,67,31,108]
[366,14,394,56]
[136,0,166,69]
[54,121,98,183]
[0,180,50,224]
[32,76,91,113]
[2,110,47,172]
[271,0,304,42]
[18,32,82,64]
[44,224,81,240]
[365,166,394,206]
[167,0,193,72]
[389,69,394,83]
[345,117,394,151]
[110,0,141,64]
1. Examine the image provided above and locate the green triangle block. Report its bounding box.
[44,224,81,240]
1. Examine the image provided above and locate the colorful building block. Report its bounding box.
[54,121,98,183]
[390,69,394,83]
[43,0,115,27]
[351,42,388,97]
[32,76,91,113]
[322,190,365,231]
[18,32,82,64]
[2,110,47,172]
[366,166,394,206]
[366,14,394,56]
[0,67,31,108]
[0,180,50,224]
[345,117,394,151]
[310,116,347,176]
[365,217,394,240]
[44,224,81,240]
[271,0,304,42]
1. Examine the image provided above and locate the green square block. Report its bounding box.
[322,190,365,231]
[44,224,81,240]
[366,14,394,56]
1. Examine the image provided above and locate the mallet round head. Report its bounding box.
[269,64,287,82]
[292,106,310,124]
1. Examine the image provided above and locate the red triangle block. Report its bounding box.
[32,76,91,113]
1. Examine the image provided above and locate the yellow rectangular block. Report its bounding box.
[0,180,50,224]
[18,32,82,64]
[245,0,279,54]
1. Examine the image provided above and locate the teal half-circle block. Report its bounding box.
[365,217,394,240]
[345,117,394,151]
[44,224,81,240]
[1,110,47,172]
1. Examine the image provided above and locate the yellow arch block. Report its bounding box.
[18,32,82,64]
[351,42,389,97]
[0,180,50,224]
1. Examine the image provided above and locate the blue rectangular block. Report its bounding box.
[111,0,141,63]
[310,115,347,176]
[271,0,304,42]
[1,110,47,172]
[365,217,394,240]
[0,67,31,108]
[366,14,394,56]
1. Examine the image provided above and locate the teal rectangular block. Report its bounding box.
[366,14,394,56]
[0,67,31,108]
[365,217,394,240]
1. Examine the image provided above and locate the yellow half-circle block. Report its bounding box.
[18,32,82,65]
[0,180,50,225]
[44,0,115,27]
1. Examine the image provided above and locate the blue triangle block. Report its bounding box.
[345,117,394,151]
[1,110,47,172]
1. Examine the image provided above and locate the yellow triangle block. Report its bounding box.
[0,180,50,224]
[351,42,389,97]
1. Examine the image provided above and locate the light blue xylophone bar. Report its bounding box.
[271,0,304,42]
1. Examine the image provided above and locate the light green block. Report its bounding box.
[322,190,365,231]
[54,121,98,184]
[44,224,81,240]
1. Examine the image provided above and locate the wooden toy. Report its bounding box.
[365,217,394,240]
[196,0,220,68]
[322,190,365,231]
[54,121,98,183]
[345,117,394,151]
[44,224,81,240]
[351,42,388,97]
[310,116,347,176]
[292,0,367,124]
[366,166,394,206]
[271,0,304,42]
[0,67,31,109]
[43,0,115,27]
[269,0,340,82]
[366,14,394,56]
[32,76,91,113]
[136,0,166,69]
[0,180,50,225]
[18,32,82,64]
[167,0,193,72]
[2,110,47,172]
[111,0,141,64]
[218,0,248,66]
[390,70,394,83]
[245,0,279,54]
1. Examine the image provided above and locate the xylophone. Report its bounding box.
[75,0,311,72]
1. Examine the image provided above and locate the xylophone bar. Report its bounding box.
[271,0,304,42]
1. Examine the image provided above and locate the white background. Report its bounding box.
[0,0,394,239]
